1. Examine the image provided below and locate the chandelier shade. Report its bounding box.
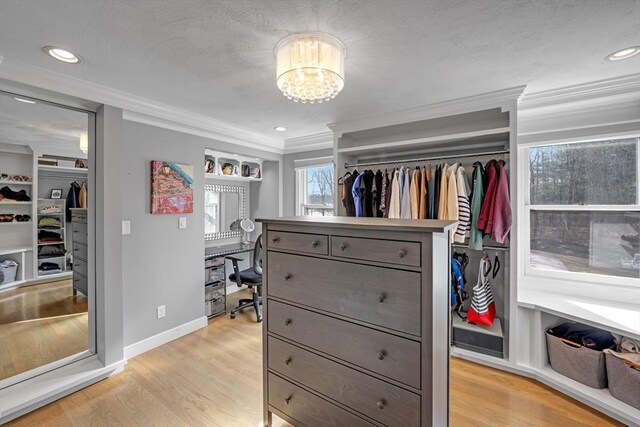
[275,32,346,104]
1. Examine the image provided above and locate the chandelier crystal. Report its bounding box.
[275,32,346,104]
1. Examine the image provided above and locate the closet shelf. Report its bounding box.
[0,180,32,186]
[37,227,64,231]
[37,212,63,216]
[337,127,511,155]
[204,173,262,182]
[0,221,33,225]
[37,255,65,260]
[38,165,88,174]
[452,315,503,338]
[0,246,33,255]
[37,242,64,246]
[0,201,32,205]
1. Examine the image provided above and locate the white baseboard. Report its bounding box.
[124,316,208,360]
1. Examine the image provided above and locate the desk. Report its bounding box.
[204,242,254,317]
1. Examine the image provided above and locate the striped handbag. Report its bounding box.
[466,256,496,326]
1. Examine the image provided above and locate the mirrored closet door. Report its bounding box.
[0,90,95,386]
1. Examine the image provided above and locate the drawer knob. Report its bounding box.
[284,273,292,281]
[378,350,387,360]
[272,237,280,243]
[311,240,319,247]
[339,243,347,251]
[378,293,387,303]
[285,318,292,326]
[397,249,407,258]
[285,357,292,366]
[284,395,292,405]
[377,399,386,409]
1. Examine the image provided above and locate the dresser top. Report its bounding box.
[257,216,457,233]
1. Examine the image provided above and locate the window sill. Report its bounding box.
[518,288,640,339]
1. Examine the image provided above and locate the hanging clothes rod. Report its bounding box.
[343,149,510,169]
[451,243,510,252]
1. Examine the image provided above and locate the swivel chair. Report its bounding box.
[227,235,263,322]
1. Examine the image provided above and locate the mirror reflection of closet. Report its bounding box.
[0,90,95,385]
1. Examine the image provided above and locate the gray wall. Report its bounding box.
[121,120,280,346]
[282,148,333,216]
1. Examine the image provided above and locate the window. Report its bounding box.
[525,138,639,284]
[295,164,335,216]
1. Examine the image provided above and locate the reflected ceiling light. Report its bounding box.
[14,97,36,104]
[606,46,640,61]
[44,46,81,63]
[79,133,88,154]
[274,126,287,132]
[275,32,346,104]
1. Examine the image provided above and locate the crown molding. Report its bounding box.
[0,59,285,153]
[327,86,526,137]
[283,131,334,154]
[519,74,640,112]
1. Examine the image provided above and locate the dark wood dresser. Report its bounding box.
[258,216,456,427]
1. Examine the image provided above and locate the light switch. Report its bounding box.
[122,220,131,235]
[179,217,187,229]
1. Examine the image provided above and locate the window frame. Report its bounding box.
[294,162,335,216]
[520,136,640,290]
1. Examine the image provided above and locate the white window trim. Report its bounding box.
[519,136,640,296]
[294,161,335,216]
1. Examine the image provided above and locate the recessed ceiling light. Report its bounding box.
[14,97,36,104]
[44,46,81,63]
[274,126,287,132]
[606,46,640,61]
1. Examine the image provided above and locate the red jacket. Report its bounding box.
[477,160,498,232]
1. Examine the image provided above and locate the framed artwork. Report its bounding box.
[50,189,63,199]
[150,161,194,214]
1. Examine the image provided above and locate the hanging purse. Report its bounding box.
[466,256,496,326]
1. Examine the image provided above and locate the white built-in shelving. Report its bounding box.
[204,149,263,182]
[36,198,68,278]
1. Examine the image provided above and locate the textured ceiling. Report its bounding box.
[0,0,639,141]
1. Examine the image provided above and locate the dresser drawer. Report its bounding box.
[73,273,88,295]
[72,222,88,244]
[268,300,421,389]
[74,257,88,277]
[267,231,328,255]
[268,252,421,335]
[268,373,374,427]
[73,242,88,261]
[331,236,420,267]
[269,337,420,427]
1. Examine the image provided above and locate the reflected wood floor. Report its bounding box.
[8,290,622,426]
[0,279,88,380]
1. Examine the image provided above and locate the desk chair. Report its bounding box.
[227,235,263,322]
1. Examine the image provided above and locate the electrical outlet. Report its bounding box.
[179,217,187,229]
[157,305,166,319]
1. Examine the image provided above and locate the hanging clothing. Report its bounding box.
[477,160,498,232]
[79,182,88,209]
[351,172,366,217]
[419,167,428,219]
[343,171,358,217]
[490,160,512,243]
[380,170,389,216]
[428,164,436,219]
[362,170,375,217]
[437,164,449,219]
[401,167,412,219]
[454,166,470,243]
[383,171,393,218]
[446,164,459,221]
[388,169,401,218]
[410,168,420,219]
[66,181,80,222]
[374,170,384,217]
[469,162,485,250]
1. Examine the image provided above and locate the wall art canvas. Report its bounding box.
[151,161,194,214]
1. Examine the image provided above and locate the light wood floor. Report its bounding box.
[7,290,622,426]
[0,279,88,380]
